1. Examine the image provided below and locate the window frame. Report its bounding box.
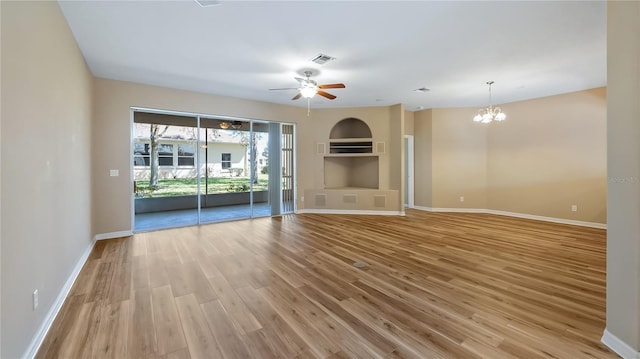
[221,153,232,169]
[177,143,196,167]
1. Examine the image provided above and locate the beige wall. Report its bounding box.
[0,1,3,355]
[404,110,414,136]
[488,88,606,223]
[414,109,432,207]
[431,108,489,209]
[389,104,404,200]
[1,2,94,357]
[605,0,640,355]
[412,89,606,224]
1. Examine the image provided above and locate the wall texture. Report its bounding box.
[1,2,94,357]
[605,0,640,356]
[431,108,488,209]
[404,110,414,136]
[413,109,432,207]
[412,89,606,224]
[487,88,606,223]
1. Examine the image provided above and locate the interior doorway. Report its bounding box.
[404,135,414,208]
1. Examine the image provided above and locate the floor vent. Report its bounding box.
[353,261,368,268]
[315,194,327,207]
[343,194,357,204]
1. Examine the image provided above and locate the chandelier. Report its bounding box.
[473,81,506,123]
[219,120,243,130]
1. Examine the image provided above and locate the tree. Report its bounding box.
[250,132,259,184]
[149,124,169,189]
[261,146,269,174]
[232,129,259,184]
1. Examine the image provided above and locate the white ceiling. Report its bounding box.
[57,0,606,111]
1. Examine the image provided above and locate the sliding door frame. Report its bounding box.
[130,106,295,232]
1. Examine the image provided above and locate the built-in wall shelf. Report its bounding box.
[324,153,379,158]
[323,186,379,190]
[329,141,373,154]
[328,138,373,143]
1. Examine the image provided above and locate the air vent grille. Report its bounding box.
[343,194,357,204]
[315,194,327,207]
[311,54,336,65]
[374,195,386,208]
[195,0,221,7]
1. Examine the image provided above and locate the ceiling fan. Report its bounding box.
[269,71,346,101]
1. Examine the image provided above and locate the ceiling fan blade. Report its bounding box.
[317,90,337,100]
[269,87,298,91]
[291,93,302,100]
[318,83,345,89]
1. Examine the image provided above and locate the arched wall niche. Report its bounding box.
[329,118,372,139]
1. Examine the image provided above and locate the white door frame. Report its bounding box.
[405,135,414,208]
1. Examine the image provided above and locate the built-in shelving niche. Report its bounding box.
[325,118,379,189]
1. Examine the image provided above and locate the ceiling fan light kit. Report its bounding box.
[300,84,318,98]
[270,70,345,101]
[473,81,506,124]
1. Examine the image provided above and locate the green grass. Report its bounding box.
[135,175,268,198]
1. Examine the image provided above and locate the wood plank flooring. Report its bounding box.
[36,210,618,358]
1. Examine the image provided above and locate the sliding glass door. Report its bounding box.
[133,110,294,232]
[133,113,199,231]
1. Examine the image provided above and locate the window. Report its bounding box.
[221,153,231,169]
[178,144,195,166]
[158,144,174,166]
[134,143,150,166]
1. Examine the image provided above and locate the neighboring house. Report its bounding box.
[133,137,248,180]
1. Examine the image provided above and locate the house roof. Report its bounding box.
[58,0,606,111]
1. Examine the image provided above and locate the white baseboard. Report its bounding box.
[296,209,404,216]
[412,206,606,229]
[23,237,96,359]
[601,328,640,359]
[414,206,486,213]
[94,230,133,241]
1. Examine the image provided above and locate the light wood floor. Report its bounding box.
[37,210,618,358]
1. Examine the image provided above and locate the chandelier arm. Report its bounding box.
[473,81,505,124]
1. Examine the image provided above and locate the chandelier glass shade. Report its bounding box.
[219,121,243,130]
[473,81,506,124]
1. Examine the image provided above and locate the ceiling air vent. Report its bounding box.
[195,0,221,7]
[311,54,336,65]
[413,87,431,93]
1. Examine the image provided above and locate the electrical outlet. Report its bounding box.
[301,196,304,202]
[459,196,465,202]
[571,205,578,212]
[33,289,39,310]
